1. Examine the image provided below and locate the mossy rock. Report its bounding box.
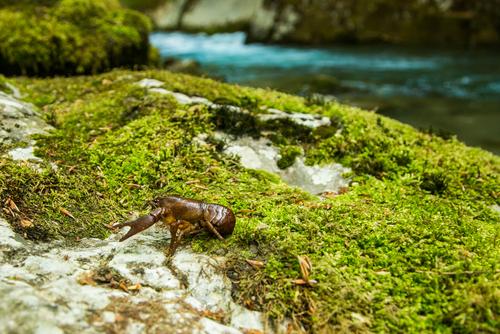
[0,0,155,76]
[2,70,499,332]
[254,0,500,47]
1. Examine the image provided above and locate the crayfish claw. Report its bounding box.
[113,214,159,242]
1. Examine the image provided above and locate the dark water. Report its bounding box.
[150,32,500,154]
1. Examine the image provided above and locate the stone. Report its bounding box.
[0,219,273,333]
[181,0,264,32]
[258,108,331,128]
[8,146,42,161]
[136,78,165,88]
[0,90,52,146]
[222,134,350,194]
[148,0,187,30]
[0,218,24,250]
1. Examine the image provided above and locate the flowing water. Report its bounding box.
[151,32,500,154]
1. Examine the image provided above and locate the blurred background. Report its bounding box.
[126,0,500,154]
[1,0,498,153]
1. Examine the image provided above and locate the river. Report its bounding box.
[150,32,500,154]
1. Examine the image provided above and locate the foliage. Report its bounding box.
[2,70,499,332]
[0,0,154,76]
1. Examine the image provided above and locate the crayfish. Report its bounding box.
[111,195,236,254]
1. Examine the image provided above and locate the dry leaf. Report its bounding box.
[293,279,309,285]
[20,219,33,228]
[243,330,264,334]
[293,278,318,286]
[297,255,312,282]
[6,198,20,212]
[118,281,129,292]
[77,272,96,286]
[246,259,265,269]
[127,283,141,291]
[295,255,317,286]
[59,207,75,219]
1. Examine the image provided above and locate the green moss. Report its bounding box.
[2,69,499,332]
[0,74,9,93]
[0,0,154,76]
[277,145,302,169]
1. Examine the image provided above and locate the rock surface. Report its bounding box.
[258,108,331,129]
[1,84,53,174]
[221,135,350,195]
[0,218,269,334]
[0,91,52,146]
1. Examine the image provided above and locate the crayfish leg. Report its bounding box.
[166,220,196,256]
[203,219,225,241]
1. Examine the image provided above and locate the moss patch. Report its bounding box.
[1,70,499,332]
[277,145,302,169]
[0,0,154,76]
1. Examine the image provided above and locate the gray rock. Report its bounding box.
[148,0,187,29]
[8,146,42,161]
[222,134,350,195]
[0,91,52,146]
[136,78,165,88]
[149,88,193,104]
[0,218,271,333]
[258,108,331,128]
[138,79,213,106]
[151,0,266,32]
